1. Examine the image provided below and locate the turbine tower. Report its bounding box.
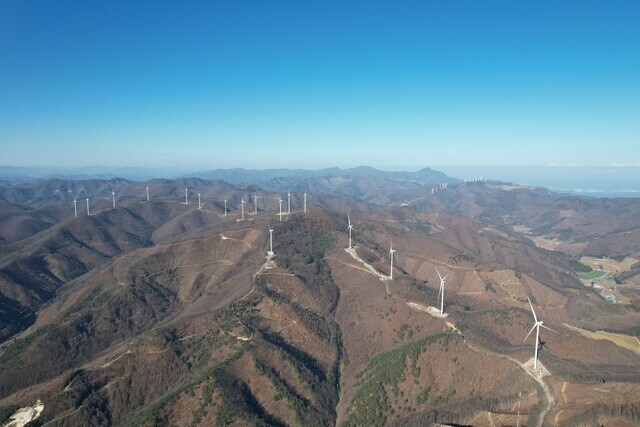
[73,197,77,218]
[254,193,258,214]
[303,192,307,213]
[287,191,291,213]
[198,192,202,209]
[279,198,283,221]
[389,241,396,279]
[86,198,90,216]
[146,186,149,202]
[184,187,188,204]
[241,198,245,220]
[112,191,115,209]
[523,297,556,371]
[435,268,448,316]
[269,228,273,254]
[347,214,354,249]
[224,199,227,216]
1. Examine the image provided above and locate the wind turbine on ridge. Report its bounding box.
[287,191,291,213]
[112,191,116,209]
[346,213,354,250]
[73,197,77,218]
[86,198,90,216]
[523,297,556,372]
[146,186,149,202]
[268,228,274,255]
[241,198,245,220]
[279,197,283,221]
[198,192,202,209]
[389,241,396,279]
[184,187,188,205]
[224,199,227,216]
[303,192,307,213]
[435,268,448,316]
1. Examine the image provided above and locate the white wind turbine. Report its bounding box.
[254,193,258,214]
[303,192,307,213]
[269,228,274,255]
[524,297,556,372]
[73,197,77,218]
[184,187,188,204]
[279,197,283,221]
[198,192,202,209]
[241,198,245,220]
[112,191,116,209]
[224,199,227,216]
[86,198,90,216]
[346,213,354,250]
[287,191,291,213]
[146,186,149,202]
[435,268,448,316]
[389,241,396,279]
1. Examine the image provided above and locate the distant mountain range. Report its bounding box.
[0,165,457,186]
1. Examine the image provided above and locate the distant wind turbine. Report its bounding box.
[303,192,307,213]
[279,197,283,221]
[146,186,149,202]
[254,193,258,214]
[86,198,90,216]
[112,191,116,209]
[185,187,188,205]
[269,228,273,255]
[523,297,556,371]
[288,191,291,213]
[241,198,245,220]
[198,192,202,209]
[224,199,227,216]
[435,268,448,316]
[346,213,354,249]
[389,241,396,279]
[73,197,77,218]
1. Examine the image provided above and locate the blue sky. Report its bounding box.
[1,1,639,170]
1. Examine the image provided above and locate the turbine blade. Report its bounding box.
[435,267,443,281]
[540,324,557,333]
[527,297,538,322]
[523,324,536,343]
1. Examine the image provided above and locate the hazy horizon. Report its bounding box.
[3,163,640,199]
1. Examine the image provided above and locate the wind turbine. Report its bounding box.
[224,199,227,216]
[346,213,354,249]
[146,186,149,202]
[269,228,273,255]
[198,192,202,209]
[254,193,258,214]
[287,191,291,213]
[184,187,188,205]
[241,198,245,220]
[523,297,556,371]
[389,241,396,279]
[112,191,116,209]
[279,198,283,221]
[73,197,77,218]
[86,198,90,216]
[435,268,448,316]
[303,192,307,213]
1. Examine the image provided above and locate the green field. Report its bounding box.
[578,270,607,280]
